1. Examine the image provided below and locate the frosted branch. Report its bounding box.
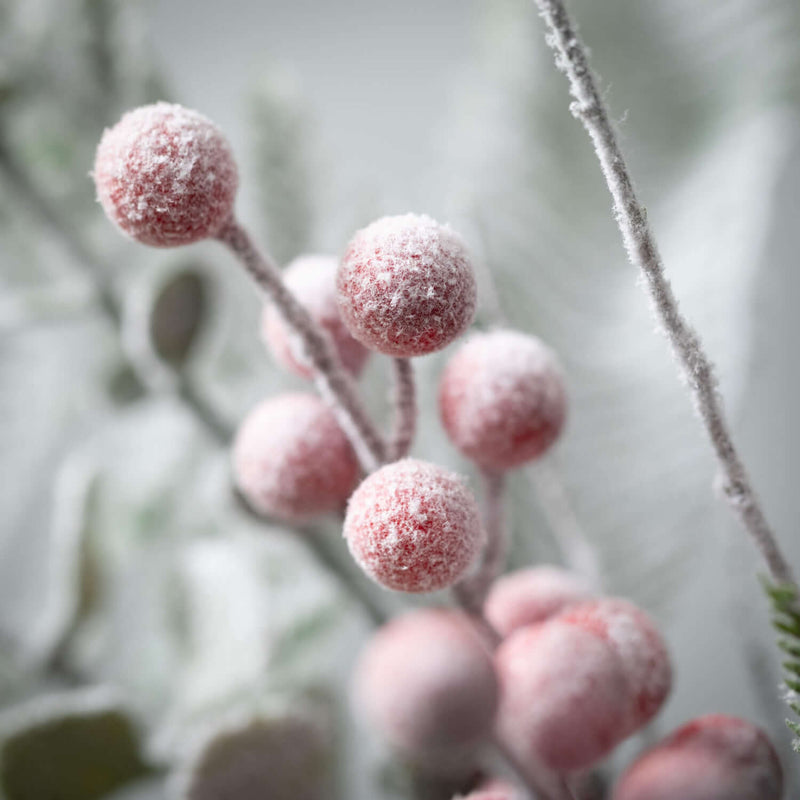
[387,357,417,461]
[455,470,509,613]
[529,462,603,591]
[532,0,796,588]
[216,219,387,472]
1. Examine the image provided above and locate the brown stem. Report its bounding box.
[532,0,796,588]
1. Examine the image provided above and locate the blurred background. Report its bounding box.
[1,0,800,797]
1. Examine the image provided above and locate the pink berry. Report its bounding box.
[354,608,498,762]
[438,330,567,471]
[336,214,477,357]
[233,393,359,521]
[484,566,594,637]
[261,255,370,379]
[559,598,672,734]
[613,715,783,800]
[343,458,485,593]
[93,102,238,247]
[456,779,519,800]
[494,619,629,771]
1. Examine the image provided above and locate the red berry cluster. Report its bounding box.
[93,104,785,800]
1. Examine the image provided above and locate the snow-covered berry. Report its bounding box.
[613,714,783,800]
[337,214,477,357]
[233,393,359,521]
[354,608,498,763]
[93,102,237,247]
[484,566,594,637]
[559,598,672,735]
[343,458,484,593]
[438,330,567,471]
[495,619,630,771]
[455,779,519,800]
[261,254,370,379]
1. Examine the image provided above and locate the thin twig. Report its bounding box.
[455,471,509,613]
[388,357,417,461]
[216,219,386,472]
[528,462,603,592]
[532,0,796,588]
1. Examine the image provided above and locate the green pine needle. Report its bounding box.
[762,577,800,756]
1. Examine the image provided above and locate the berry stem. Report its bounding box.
[528,462,603,592]
[532,0,796,589]
[388,357,417,460]
[216,218,386,473]
[455,470,508,612]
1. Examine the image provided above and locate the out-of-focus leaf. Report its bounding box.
[172,706,332,800]
[0,688,148,800]
[250,69,316,265]
[149,269,209,369]
[26,446,102,667]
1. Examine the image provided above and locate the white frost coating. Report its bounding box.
[337,214,477,357]
[614,714,783,800]
[343,458,485,593]
[439,329,567,470]
[233,393,359,521]
[262,254,369,378]
[354,608,498,763]
[560,598,672,734]
[495,620,629,771]
[484,565,594,636]
[93,102,238,247]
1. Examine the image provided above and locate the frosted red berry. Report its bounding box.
[262,255,370,379]
[484,566,594,637]
[559,598,672,735]
[456,779,519,800]
[354,608,498,763]
[438,329,567,471]
[343,458,484,593]
[494,619,629,771]
[93,102,238,247]
[233,393,359,521]
[336,214,477,357]
[613,714,783,800]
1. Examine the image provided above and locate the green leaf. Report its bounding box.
[174,709,332,800]
[0,689,148,800]
[148,268,210,368]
